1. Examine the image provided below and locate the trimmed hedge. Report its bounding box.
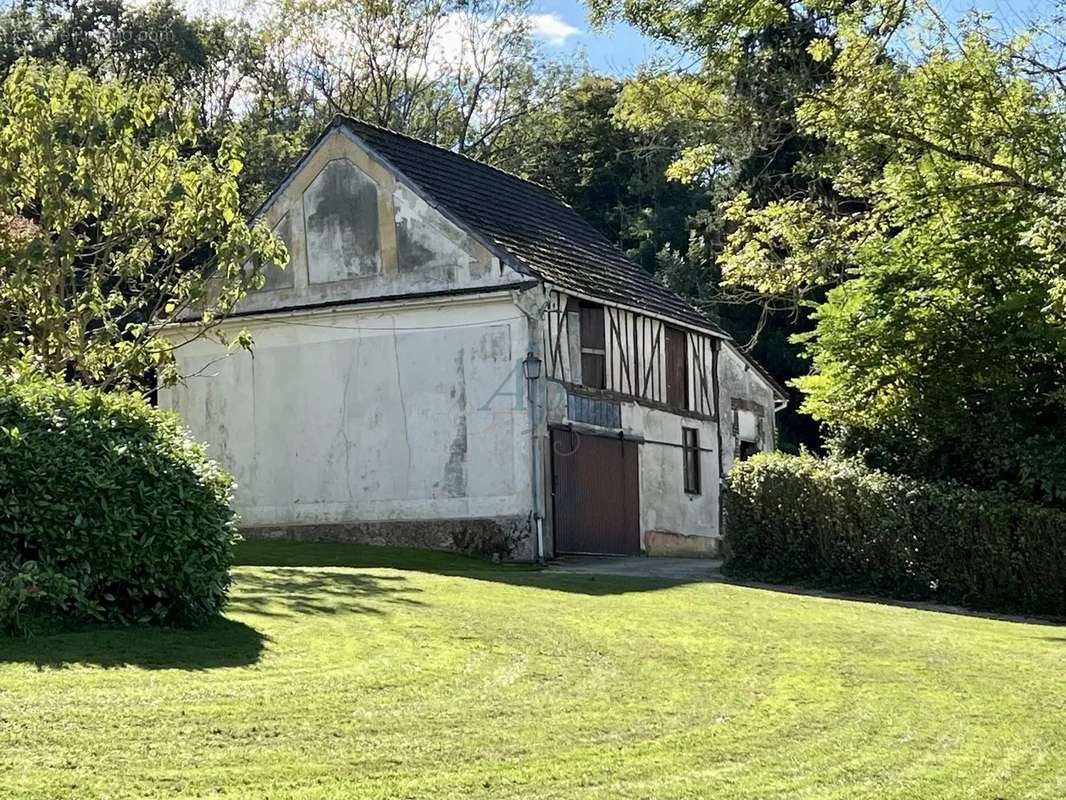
[0,377,238,634]
[724,452,1066,616]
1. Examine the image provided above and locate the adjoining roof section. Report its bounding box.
[722,339,790,401]
[336,116,726,336]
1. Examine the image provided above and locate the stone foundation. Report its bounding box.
[242,515,534,561]
[643,530,720,559]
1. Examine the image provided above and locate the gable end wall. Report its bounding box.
[239,130,526,316]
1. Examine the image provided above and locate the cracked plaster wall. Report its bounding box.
[159,295,534,554]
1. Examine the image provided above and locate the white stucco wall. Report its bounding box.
[717,341,778,477]
[620,403,720,547]
[159,294,533,531]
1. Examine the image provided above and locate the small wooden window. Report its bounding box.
[665,325,688,409]
[739,440,760,462]
[579,302,606,390]
[682,427,701,495]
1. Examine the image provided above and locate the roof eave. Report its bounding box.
[248,117,344,224]
[544,282,728,341]
[718,338,790,400]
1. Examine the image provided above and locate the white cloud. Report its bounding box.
[524,13,581,46]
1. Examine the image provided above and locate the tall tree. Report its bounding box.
[0,1,323,211]
[586,0,854,452]
[0,0,230,111]
[723,9,1066,502]
[0,61,284,390]
[606,0,1066,499]
[0,0,581,210]
[518,76,707,272]
[273,0,572,165]
[590,0,1066,499]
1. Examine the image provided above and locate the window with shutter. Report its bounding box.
[665,325,688,410]
[579,302,606,390]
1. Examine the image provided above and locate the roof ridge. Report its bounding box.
[334,114,572,211]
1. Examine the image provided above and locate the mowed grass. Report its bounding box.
[1,542,1064,799]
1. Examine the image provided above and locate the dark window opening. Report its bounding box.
[738,440,760,461]
[665,325,688,410]
[682,427,701,495]
[141,368,159,408]
[579,302,606,390]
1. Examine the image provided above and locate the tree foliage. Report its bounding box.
[0,0,240,120]
[265,0,573,170]
[518,76,707,272]
[0,0,573,209]
[795,188,1066,500]
[597,0,1066,498]
[598,0,839,203]
[0,61,284,390]
[738,12,1066,501]
[588,0,853,453]
[0,0,326,211]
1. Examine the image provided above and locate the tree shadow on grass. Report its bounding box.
[0,568,429,670]
[230,567,427,618]
[234,541,1066,609]
[0,617,267,671]
[709,573,1066,627]
[234,541,694,596]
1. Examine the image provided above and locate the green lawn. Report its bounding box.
[1,542,1064,799]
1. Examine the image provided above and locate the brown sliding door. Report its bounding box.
[550,427,640,556]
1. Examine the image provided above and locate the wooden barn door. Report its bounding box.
[550,428,640,556]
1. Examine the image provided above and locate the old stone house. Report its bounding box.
[159,117,786,561]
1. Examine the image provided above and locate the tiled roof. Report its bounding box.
[338,117,725,335]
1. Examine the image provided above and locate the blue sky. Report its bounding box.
[524,0,677,75]
[529,0,1063,75]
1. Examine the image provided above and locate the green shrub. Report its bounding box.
[0,559,81,635]
[0,376,238,635]
[724,452,1066,616]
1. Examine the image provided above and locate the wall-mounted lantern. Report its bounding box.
[523,352,542,381]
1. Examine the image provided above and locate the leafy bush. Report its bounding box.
[0,560,80,635]
[0,376,238,635]
[724,452,1066,616]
